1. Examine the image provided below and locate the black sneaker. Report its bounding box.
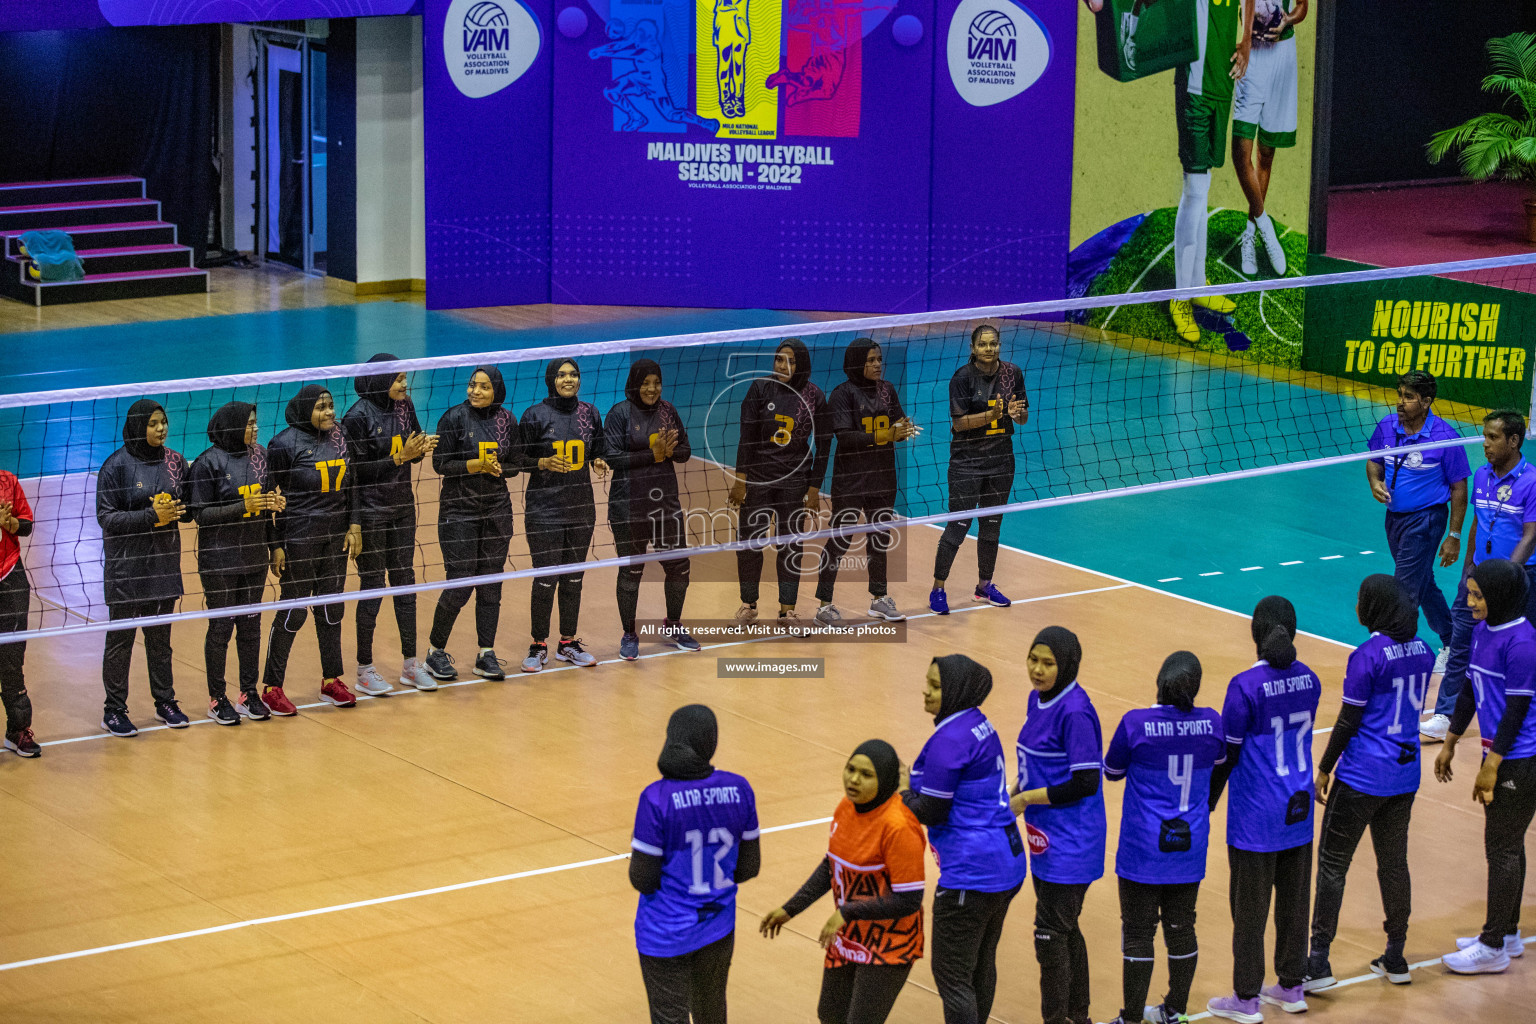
[236,690,271,721]
[154,700,190,729]
[207,696,240,726]
[101,710,138,737]
[424,648,458,680]
[473,649,506,681]
[4,728,41,758]
[1302,951,1336,992]
[1370,952,1412,985]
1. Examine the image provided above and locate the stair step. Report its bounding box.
[0,197,161,232]
[3,265,209,306]
[0,176,145,206]
[2,221,177,258]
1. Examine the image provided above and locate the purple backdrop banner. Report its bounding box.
[424,0,554,308]
[0,1,421,31]
[930,0,1074,310]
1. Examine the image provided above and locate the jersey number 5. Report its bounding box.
[684,827,736,894]
[316,458,347,493]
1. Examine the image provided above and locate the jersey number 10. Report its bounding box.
[684,827,736,894]
[551,440,585,469]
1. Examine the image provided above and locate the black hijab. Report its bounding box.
[625,358,662,409]
[284,385,329,436]
[657,704,718,781]
[545,358,580,415]
[122,398,166,463]
[1252,595,1298,669]
[1471,558,1529,627]
[843,339,879,392]
[850,739,900,814]
[355,353,400,411]
[207,401,254,456]
[468,365,507,418]
[1357,574,1418,643]
[1031,626,1083,699]
[932,653,993,723]
[1156,650,1202,713]
[776,338,812,393]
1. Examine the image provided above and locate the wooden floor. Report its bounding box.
[0,523,1525,1023]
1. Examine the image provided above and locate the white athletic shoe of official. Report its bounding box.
[1256,212,1287,274]
[399,657,438,692]
[1434,646,1450,675]
[1443,940,1511,974]
[354,664,392,696]
[1419,713,1451,742]
[1458,931,1524,958]
[1239,223,1258,276]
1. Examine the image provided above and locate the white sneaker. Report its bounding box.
[1256,212,1287,274]
[399,657,438,692]
[1443,940,1511,974]
[1239,223,1258,276]
[1434,646,1450,674]
[1419,713,1451,742]
[354,664,392,696]
[1120,12,1139,71]
[1458,931,1523,958]
[814,603,842,626]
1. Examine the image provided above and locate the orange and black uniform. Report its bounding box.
[0,469,34,735]
[780,743,925,1024]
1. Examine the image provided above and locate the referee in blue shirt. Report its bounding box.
[1422,409,1536,741]
[1366,372,1469,674]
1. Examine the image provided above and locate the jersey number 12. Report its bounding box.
[684,828,736,894]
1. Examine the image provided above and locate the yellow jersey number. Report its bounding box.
[316,458,347,492]
[862,415,891,445]
[390,435,404,458]
[771,414,794,447]
[985,399,1006,436]
[237,483,263,518]
[552,439,585,469]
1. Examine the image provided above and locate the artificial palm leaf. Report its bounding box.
[1429,32,1536,181]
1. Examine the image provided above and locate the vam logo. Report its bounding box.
[443,0,542,99]
[947,0,1050,107]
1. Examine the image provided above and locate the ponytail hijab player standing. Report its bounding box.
[261,385,362,715]
[0,465,38,757]
[425,366,518,682]
[342,353,437,694]
[1206,597,1321,1023]
[630,705,761,1024]
[97,399,193,737]
[930,324,1027,616]
[1101,652,1226,1024]
[761,740,926,1024]
[520,358,609,673]
[902,654,1026,1024]
[188,402,284,725]
[1305,575,1432,991]
[729,338,831,624]
[605,358,700,661]
[1009,626,1107,1024]
[1434,557,1536,975]
[813,339,919,626]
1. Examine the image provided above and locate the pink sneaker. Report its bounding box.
[319,678,357,708]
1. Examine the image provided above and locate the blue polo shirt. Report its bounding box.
[1471,459,1536,565]
[1367,413,1470,513]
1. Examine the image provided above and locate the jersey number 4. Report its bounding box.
[684,827,736,894]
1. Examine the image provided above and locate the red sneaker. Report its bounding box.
[263,685,298,716]
[319,678,357,708]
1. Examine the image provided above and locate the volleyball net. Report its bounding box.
[3,252,1535,641]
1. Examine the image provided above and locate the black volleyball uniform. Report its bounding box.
[188,403,273,700]
[934,359,1027,584]
[734,342,831,609]
[521,381,608,643]
[0,470,35,737]
[429,366,518,652]
[263,390,357,686]
[96,404,190,714]
[342,367,425,666]
[816,363,904,604]
[605,360,692,635]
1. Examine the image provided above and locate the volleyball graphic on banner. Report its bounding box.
[443,0,542,98]
[946,0,1050,107]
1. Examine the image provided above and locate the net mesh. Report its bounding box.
[3,253,1534,640]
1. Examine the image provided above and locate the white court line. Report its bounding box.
[1199,572,1223,577]
[38,583,1136,749]
[1320,555,1344,561]
[1158,577,1183,583]
[1280,560,1304,566]
[1360,550,1375,555]
[1240,566,1263,572]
